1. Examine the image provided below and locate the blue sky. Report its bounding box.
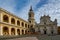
[0,0,60,26]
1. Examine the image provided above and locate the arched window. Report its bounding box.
[3,15,9,23]
[31,25,33,28]
[29,21,31,23]
[22,22,24,27]
[17,20,20,26]
[28,25,29,28]
[17,29,20,35]
[11,28,15,35]
[22,30,24,34]
[25,30,27,34]
[3,26,9,35]
[25,24,27,28]
[11,18,15,24]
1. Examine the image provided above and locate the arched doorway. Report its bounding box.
[3,27,9,35]
[43,27,47,34]
[22,30,24,35]
[11,28,15,35]
[44,30,46,34]
[25,30,27,34]
[17,29,20,35]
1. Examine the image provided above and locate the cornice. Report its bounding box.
[0,8,30,24]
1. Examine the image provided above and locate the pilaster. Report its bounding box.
[9,27,11,35]
[15,28,18,35]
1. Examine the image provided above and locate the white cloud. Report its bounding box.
[35,0,60,26]
[16,0,40,21]
[0,0,16,13]
[0,0,40,21]
[1,0,60,26]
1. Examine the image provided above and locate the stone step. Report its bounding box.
[7,37,38,40]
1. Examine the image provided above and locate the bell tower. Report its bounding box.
[28,6,35,27]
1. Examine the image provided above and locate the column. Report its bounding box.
[9,27,11,35]
[24,22,25,28]
[20,21,22,27]
[0,26,3,35]
[1,13,3,22]
[19,29,20,35]
[9,17,11,24]
[20,29,22,35]
[15,28,18,35]
[15,19,17,26]
[24,29,25,34]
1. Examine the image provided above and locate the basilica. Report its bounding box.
[0,6,58,36]
[35,15,57,35]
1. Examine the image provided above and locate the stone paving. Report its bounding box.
[0,35,60,40]
[8,37,38,40]
[37,35,60,40]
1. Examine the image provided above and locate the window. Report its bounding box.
[11,18,15,24]
[22,30,24,34]
[3,15,9,23]
[28,25,29,28]
[29,21,31,23]
[11,28,15,35]
[31,25,33,28]
[17,20,20,26]
[3,26,9,35]
[44,22,46,25]
[25,24,27,28]
[22,22,24,27]
[17,29,20,35]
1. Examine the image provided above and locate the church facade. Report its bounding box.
[35,15,58,35]
[0,6,58,36]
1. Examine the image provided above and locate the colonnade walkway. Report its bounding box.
[0,34,60,40]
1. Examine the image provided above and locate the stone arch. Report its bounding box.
[17,29,20,35]
[31,25,33,28]
[28,25,29,28]
[25,30,27,34]
[25,24,27,28]
[44,30,46,34]
[11,28,15,35]
[3,26,9,35]
[3,15,9,23]
[21,22,24,27]
[11,18,15,24]
[17,20,20,26]
[43,27,47,34]
[22,30,24,34]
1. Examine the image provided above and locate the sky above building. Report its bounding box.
[0,0,60,26]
